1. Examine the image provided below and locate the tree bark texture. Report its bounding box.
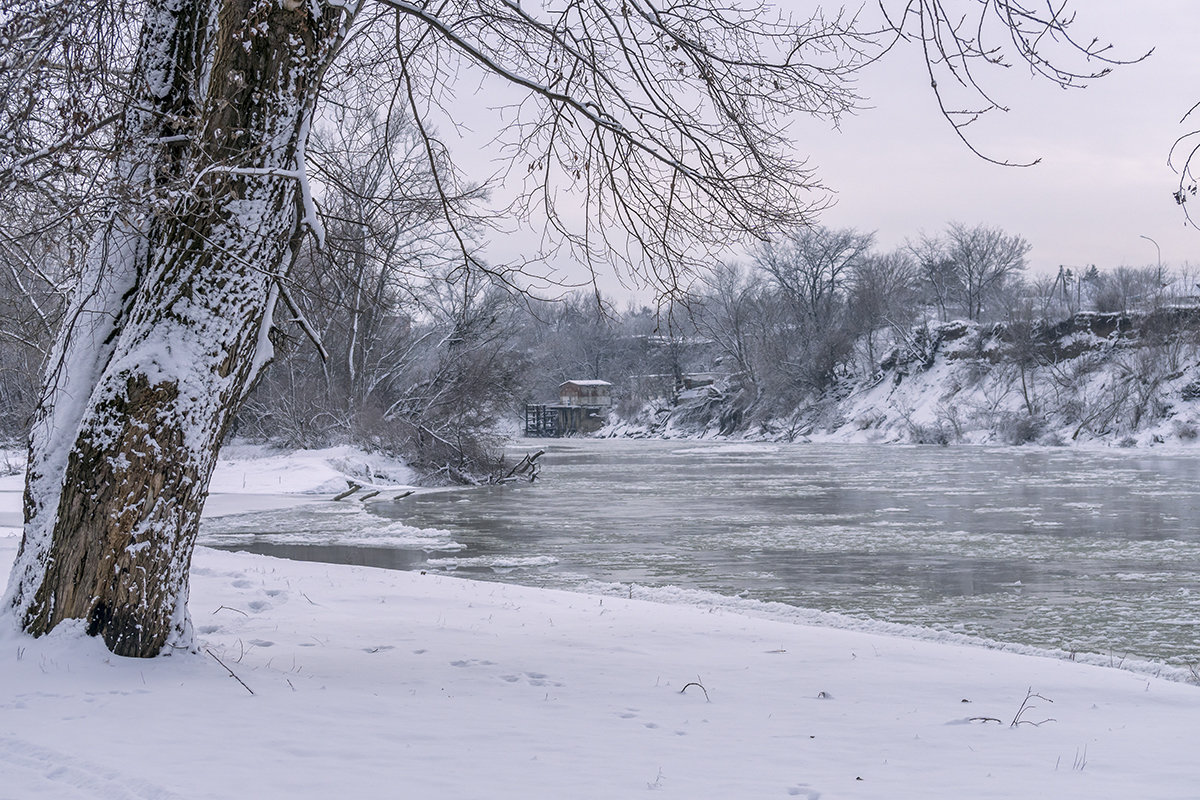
[5,0,346,656]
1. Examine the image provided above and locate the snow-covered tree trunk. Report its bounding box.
[4,0,347,657]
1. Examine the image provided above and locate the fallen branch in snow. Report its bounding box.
[334,482,362,501]
[206,649,255,695]
[679,679,710,702]
[213,605,247,616]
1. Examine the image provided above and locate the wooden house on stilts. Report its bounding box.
[524,380,613,437]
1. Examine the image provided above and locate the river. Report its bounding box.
[201,439,1200,667]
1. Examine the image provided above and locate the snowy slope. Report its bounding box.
[606,313,1200,449]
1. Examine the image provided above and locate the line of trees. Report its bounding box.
[239,220,1200,446]
[683,223,1030,417]
[4,214,1192,459]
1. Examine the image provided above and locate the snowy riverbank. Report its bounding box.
[1,447,1198,798]
[603,315,1200,450]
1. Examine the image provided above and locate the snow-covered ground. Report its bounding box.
[1,447,1197,798]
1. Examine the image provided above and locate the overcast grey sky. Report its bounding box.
[464,2,1199,298]
[795,0,1199,280]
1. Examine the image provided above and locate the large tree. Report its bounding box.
[1,0,1128,656]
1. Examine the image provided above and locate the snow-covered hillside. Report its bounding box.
[605,310,1200,448]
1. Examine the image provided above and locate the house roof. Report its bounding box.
[559,380,612,388]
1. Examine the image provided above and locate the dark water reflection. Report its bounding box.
[205,440,1200,665]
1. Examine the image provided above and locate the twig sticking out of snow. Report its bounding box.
[206,649,255,695]
[1010,687,1055,728]
[679,679,710,702]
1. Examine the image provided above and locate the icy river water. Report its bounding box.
[202,439,1200,668]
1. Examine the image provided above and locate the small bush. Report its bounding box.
[908,423,951,445]
[1174,420,1199,441]
[1038,431,1066,447]
[855,412,884,430]
[997,413,1044,445]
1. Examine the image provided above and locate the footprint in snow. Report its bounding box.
[0,735,185,799]
[524,671,561,687]
[498,672,562,687]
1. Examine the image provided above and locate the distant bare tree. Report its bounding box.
[0,0,124,442]
[916,223,1029,321]
[693,264,760,385]
[847,250,920,372]
[0,205,80,442]
[753,226,874,390]
[908,232,959,323]
[1091,266,1162,315]
[756,227,874,322]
